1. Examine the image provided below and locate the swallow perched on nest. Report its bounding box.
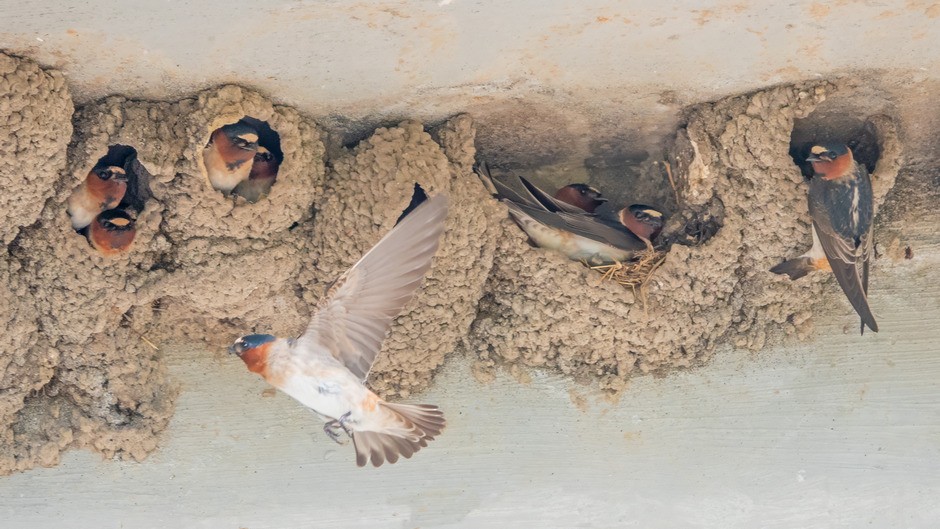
[203,122,259,194]
[229,195,448,467]
[67,165,128,230]
[771,142,878,333]
[476,163,665,265]
[87,209,136,256]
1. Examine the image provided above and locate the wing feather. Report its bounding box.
[508,201,643,250]
[297,195,448,380]
[516,175,589,214]
[811,220,878,333]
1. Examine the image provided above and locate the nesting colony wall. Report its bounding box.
[468,81,901,391]
[0,52,908,475]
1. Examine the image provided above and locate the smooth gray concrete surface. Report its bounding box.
[0,253,936,528]
[2,2,940,527]
[2,1,939,130]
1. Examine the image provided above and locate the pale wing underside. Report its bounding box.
[297,195,449,381]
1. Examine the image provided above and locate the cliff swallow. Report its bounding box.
[87,209,136,256]
[476,164,664,264]
[771,143,877,333]
[203,122,259,194]
[66,165,128,230]
[619,204,665,247]
[229,195,448,467]
[233,146,279,203]
[476,162,607,214]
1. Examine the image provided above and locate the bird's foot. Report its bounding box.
[323,412,354,445]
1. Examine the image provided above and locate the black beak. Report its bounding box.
[805,154,822,162]
[595,196,609,203]
[227,344,238,355]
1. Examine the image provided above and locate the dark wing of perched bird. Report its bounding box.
[475,162,541,209]
[515,175,592,214]
[474,163,593,214]
[505,200,644,250]
[295,195,449,380]
[808,167,877,333]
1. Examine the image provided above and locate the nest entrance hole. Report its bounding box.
[67,145,152,255]
[205,116,282,203]
[790,111,882,179]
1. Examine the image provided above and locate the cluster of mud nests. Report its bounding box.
[0,52,904,474]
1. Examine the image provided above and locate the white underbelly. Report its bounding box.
[203,148,249,192]
[277,374,367,423]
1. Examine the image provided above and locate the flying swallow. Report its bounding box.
[203,122,259,194]
[229,195,448,467]
[87,209,136,256]
[67,165,128,230]
[771,143,877,333]
[476,163,664,264]
[232,146,278,203]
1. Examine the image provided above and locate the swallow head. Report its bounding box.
[229,333,276,357]
[619,204,665,243]
[254,146,274,163]
[220,123,259,151]
[805,143,849,163]
[97,209,135,232]
[806,143,854,180]
[89,209,137,255]
[554,184,608,213]
[93,166,128,182]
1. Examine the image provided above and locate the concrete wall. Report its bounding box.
[2,1,940,527]
[0,259,937,528]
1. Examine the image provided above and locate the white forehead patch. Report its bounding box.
[643,209,663,218]
[810,145,827,155]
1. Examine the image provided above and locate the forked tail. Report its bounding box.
[352,402,445,467]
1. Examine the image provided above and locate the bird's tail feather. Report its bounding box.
[352,403,445,468]
[770,256,829,280]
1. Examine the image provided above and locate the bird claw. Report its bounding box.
[323,412,354,445]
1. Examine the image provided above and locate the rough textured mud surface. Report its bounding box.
[0,52,334,475]
[298,115,501,398]
[0,53,73,244]
[468,81,902,391]
[0,51,919,476]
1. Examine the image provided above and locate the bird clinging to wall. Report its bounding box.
[771,142,878,334]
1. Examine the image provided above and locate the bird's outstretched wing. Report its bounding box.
[297,195,448,380]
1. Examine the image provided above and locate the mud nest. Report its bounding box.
[0,52,905,476]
